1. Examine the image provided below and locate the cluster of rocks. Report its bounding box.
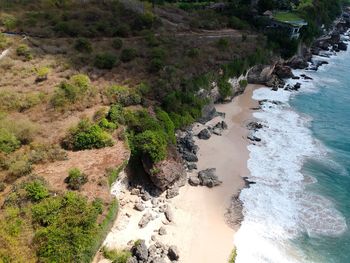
[197,120,228,140]
[177,131,199,165]
[246,121,264,142]
[188,168,222,187]
[127,240,180,263]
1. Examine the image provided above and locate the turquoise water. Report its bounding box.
[292,50,350,262]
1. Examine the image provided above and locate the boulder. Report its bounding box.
[168,246,180,261]
[182,151,198,162]
[338,41,347,51]
[138,213,153,228]
[188,176,201,186]
[198,168,222,187]
[134,202,145,211]
[166,185,179,199]
[274,64,294,79]
[158,226,167,235]
[247,132,261,142]
[142,155,186,191]
[164,207,174,222]
[198,128,211,140]
[132,240,148,261]
[287,56,308,69]
[247,122,263,131]
[187,163,197,171]
[247,65,274,84]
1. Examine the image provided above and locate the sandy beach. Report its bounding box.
[99,84,259,263]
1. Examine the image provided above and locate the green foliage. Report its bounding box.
[1,14,17,30]
[65,168,88,190]
[0,90,43,112]
[112,38,123,50]
[102,247,131,263]
[239,79,248,88]
[25,181,49,202]
[229,16,249,30]
[50,74,94,108]
[0,33,8,50]
[107,160,128,186]
[228,248,237,263]
[8,158,32,178]
[36,67,50,81]
[218,78,232,99]
[155,108,175,144]
[149,58,164,73]
[32,192,102,263]
[133,130,167,163]
[62,118,114,151]
[16,44,32,61]
[74,38,92,53]
[120,48,137,63]
[107,104,125,124]
[187,48,200,58]
[99,118,117,131]
[105,85,141,106]
[28,143,67,164]
[216,38,230,51]
[95,53,118,69]
[0,128,20,154]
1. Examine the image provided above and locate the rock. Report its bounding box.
[292,76,300,79]
[247,65,274,84]
[198,103,218,123]
[274,64,294,79]
[131,240,148,261]
[212,128,223,136]
[166,185,179,199]
[168,246,180,261]
[182,151,198,162]
[300,74,313,80]
[198,128,211,140]
[338,41,347,51]
[151,258,166,263]
[198,168,222,188]
[287,56,308,69]
[126,257,138,263]
[188,176,200,186]
[138,213,153,228]
[164,207,174,222]
[151,198,159,207]
[265,75,285,90]
[247,122,263,131]
[134,202,145,211]
[158,226,167,235]
[131,188,141,196]
[187,163,197,171]
[141,191,152,201]
[142,155,187,191]
[247,133,261,142]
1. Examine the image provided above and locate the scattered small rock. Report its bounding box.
[138,212,153,228]
[198,168,222,187]
[168,246,180,261]
[158,226,167,235]
[134,202,145,212]
[131,188,141,196]
[164,207,174,222]
[141,191,152,201]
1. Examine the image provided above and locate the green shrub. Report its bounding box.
[107,104,125,124]
[0,128,20,154]
[218,78,232,99]
[25,181,49,201]
[35,67,50,82]
[229,248,237,263]
[0,118,37,145]
[112,38,123,50]
[187,48,200,58]
[149,58,164,73]
[144,31,159,47]
[133,130,167,163]
[102,247,131,263]
[133,12,156,31]
[229,16,249,30]
[120,48,137,63]
[99,118,117,131]
[105,85,141,106]
[8,158,32,178]
[74,38,92,53]
[239,79,248,88]
[137,82,151,96]
[95,53,118,69]
[0,182,5,192]
[0,90,43,112]
[155,109,175,144]
[150,47,166,60]
[0,33,8,50]
[16,44,32,61]
[51,74,94,108]
[65,168,88,190]
[216,38,230,51]
[29,143,67,164]
[62,118,114,151]
[53,21,81,37]
[114,23,131,37]
[1,14,17,30]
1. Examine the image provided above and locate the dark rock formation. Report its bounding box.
[168,246,180,261]
[247,65,274,84]
[198,168,222,187]
[287,56,308,69]
[132,240,149,261]
[274,63,294,79]
[198,128,211,140]
[188,175,201,186]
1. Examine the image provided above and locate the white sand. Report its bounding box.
[97,85,258,263]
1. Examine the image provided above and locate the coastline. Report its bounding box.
[99,84,259,263]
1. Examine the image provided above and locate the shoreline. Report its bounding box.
[98,84,259,263]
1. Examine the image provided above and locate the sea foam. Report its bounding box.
[234,85,347,263]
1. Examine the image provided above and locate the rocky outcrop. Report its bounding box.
[273,63,294,79]
[131,240,149,261]
[247,64,274,84]
[197,128,211,140]
[286,56,308,69]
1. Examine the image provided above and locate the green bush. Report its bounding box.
[1,14,17,30]
[35,67,50,82]
[95,53,118,69]
[99,118,117,131]
[120,48,137,63]
[53,21,81,37]
[107,104,125,124]
[0,118,38,145]
[155,109,175,144]
[229,16,249,30]
[150,47,166,60]
[187,48,200,58]
[65,168,88,190]
[112,38,123,50]
[216,38,230,51]
[102,247,131,263]
[105,85,141,106]
[25,181,49,201]
[239,79,248,88]
[149,58,164,73]
[62,118,114,151]
[50,74,94,108]
[229,248,237,263]
[16,44,32,61]
[0,90,42,112]
[8,158,32,178]
[114,23,131,37]
[29,143,67,164]
[0,128,20,154]
[74,38,92,53]
[0,33,8,50]
[218,78,232,99]
[133,130,167,163]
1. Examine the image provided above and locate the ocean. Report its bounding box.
[234,39,350,262]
